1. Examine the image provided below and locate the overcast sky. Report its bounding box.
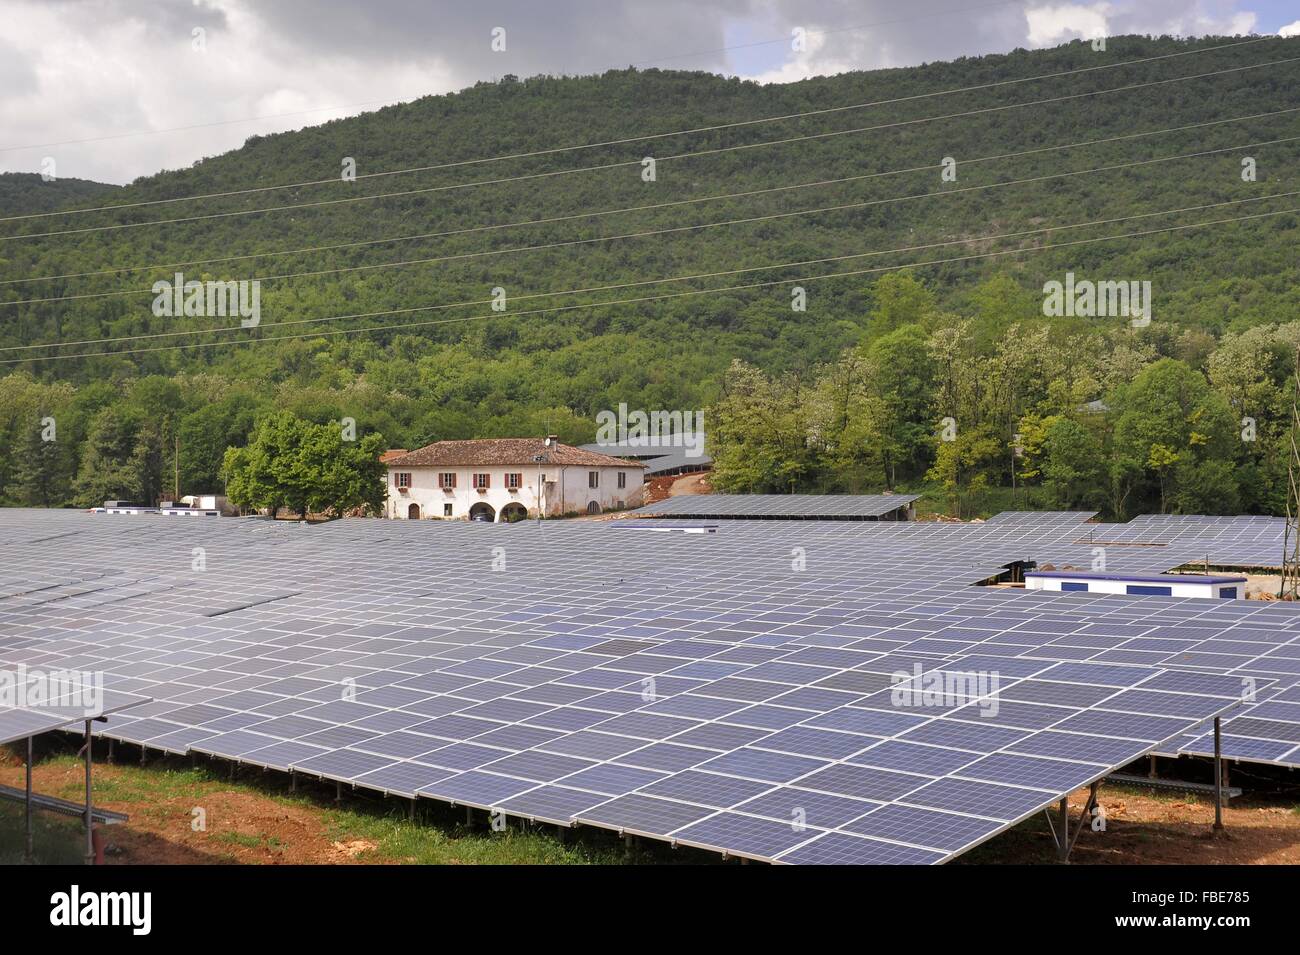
[0,0,1296,185]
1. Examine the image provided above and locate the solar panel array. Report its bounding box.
[0,507,1292,864]
[629,494,919,520]
[1075,515,1287,567]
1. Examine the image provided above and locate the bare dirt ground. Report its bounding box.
[668,471,712,497]
[959,784,1300,864]
[640,470,712,505]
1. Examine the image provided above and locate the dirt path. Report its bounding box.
[668,472,711,496]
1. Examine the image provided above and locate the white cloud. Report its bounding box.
[1025,4,1112,47]
[1280,20,1300,38]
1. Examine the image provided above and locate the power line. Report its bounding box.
[5,103,1294,291]
[9,204,1292,365]
[0,0,1032,159]
[6,105,1292,290]
[4,132,1294,309]
[5,191,1293,362]
[3,47,1294,244]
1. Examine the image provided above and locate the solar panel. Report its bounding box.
[0,508,1288,865]
[627,494,919,520]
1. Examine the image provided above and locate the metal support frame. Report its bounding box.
[1213,716,1225,832]
[24,736,33,863]
[1043,781,1099,864]
[82,720,94,866]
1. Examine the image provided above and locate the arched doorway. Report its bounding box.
[407,502,420,519]
[468,501,496,522]
[586,501,601,515]
[499,502,528,523]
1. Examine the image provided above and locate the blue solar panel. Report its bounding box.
[733,786,879,829]
[698,747,828,783]
[958,752,1104,791]
[674,812,822,859]
[903,777,1056,820]
[777,832,945,865]
[420,771,535,806]
[844,804,1004,852]
[0,509,1278,865]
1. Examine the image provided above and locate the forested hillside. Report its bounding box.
[1,34,1297,516]
[0,173,120,216]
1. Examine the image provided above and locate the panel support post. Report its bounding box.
[465,806,473,826]
[335,780,342,803]
[1213,717,1224,832]
[408,798,416,821]
[83,720,94,866]
[25,736,33,863]
[290,770,296,792]
[1057,797,1070,864]
[1147,754,1157,779]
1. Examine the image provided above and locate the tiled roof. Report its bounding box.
[385,438,647,469]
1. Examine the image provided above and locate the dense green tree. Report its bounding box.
[863,324,935,487]
[1111,359,1239,515]
[222,411,386,518]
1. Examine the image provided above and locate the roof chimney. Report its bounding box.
[544,435,558,447]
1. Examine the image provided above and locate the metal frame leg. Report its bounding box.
[83,720,94,866]
[1213,717,1224,832]
[24,736,33,863]
[1045,782,1101,864]
[1056,798,1069,863]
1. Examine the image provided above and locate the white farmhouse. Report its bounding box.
[383,437,647,521]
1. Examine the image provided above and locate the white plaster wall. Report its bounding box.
[387,465,644,520]
[1025,577,1241,598]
